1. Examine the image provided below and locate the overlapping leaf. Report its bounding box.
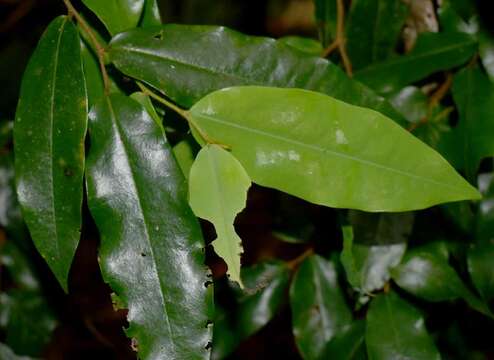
[108,24,407,126]
[85,94,212,359]
[81,0,145,35]
[14,16,87,291]
[189,86,479,211]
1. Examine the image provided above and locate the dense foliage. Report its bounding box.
[1,0,494,359]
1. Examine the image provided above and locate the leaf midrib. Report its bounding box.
[193,112,465,192]
[106,97,177,356]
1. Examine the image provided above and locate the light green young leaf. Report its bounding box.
[173,137,199,179]
[366,291,440,360]
[14,16,87,292]
[81,0,145,35]
[189,144,251,286]
[189,86,479,212]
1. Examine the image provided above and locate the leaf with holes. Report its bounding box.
[86,93,212,359]
[189,144,251,286]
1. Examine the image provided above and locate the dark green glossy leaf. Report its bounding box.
[346,0,409,70]
[0,343,35,360]
[189,86,479,211]
[355,32,477,94]
[108,24,407,126]
[212,261,290,359]
[476,173,494,242]
[278,36,323,56]
[130,92,162,126]
[141,0,162,28]
[440,66,494,179]
[314,0,337,47]
[389,86,428,125]
[366,291,440,360]
[479,30,494,83]
[319,320,366,360]
[468,242,494,301]
[391,245,492,317]
[341,225,407,302]
[290,255,352,360]
[85,94,212,359]
[81,42,104,108]
[81,0,145,35]
[14,16,87,291]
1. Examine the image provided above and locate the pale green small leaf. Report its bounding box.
[173,137,199,179]
[189,86,479,212]
[81,0,145,35]
[189,144,251,286]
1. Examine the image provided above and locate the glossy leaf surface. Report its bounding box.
[468,242,494,301]
[212,261,290,359]
[346,0,409,70]
[14,16,87,291]
[444,66,494,179]
[366,291,440,360]
[140,0,162,27]
[189,86,479,211]
[108,24,406,125]
[290,255,352,360]
[81,0,145,35]
[355,32,477,93]
[189,144,251,286]
[278,36,323,56]
[391,245,492,317]
[320,320,366,360]
[86,94,212,359]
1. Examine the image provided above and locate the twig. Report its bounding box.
[286,248,314,270]
[0,0,35,33]
[321,0,353,76]
[62,0,110,92]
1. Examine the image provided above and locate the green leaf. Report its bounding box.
[290,255,353,360]
[85,94,212,359]
[346,0,409,70]
[81,42,104,109]
[468,242,494,301]
[140,0,162,28]
[173,137,199,179]
[189,144,251,286]
[388,86,428,125]
[314,0,337,46]
[441,66,494,179]
[341,212,413,301]
[391,245,493,317]
[212,261,290,359]
[319,320,366,360]
[14,16,87,292]
[355,32,477,94]
[108,25,407,126]
[476,172,494,242]
[130,92,162,126]
[81,0,145,35]
[0,343,36,360]
[479,30,494,83]
[278,36,323,56]
[366,291,440,360]
[189,86,479,211]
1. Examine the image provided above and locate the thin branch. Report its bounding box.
[286,248,314,271]
[62,0,110,92]
[321,0,353,76]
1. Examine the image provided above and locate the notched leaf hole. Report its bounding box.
[141,252,147,257]
[131,338,139,352]
[204,280,213,288]
[205,341,212,350]
[205,319,213,328]
[153,30,164,40]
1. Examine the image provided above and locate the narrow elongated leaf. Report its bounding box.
[391,245,492,317]
[86,94,212,359]
[189,144,251,285]
[108,24,407,126]
[366,291,440,360]
[14,16,87,291]
[468,243,494,301]
[81,0,145,35]
[212,261,290,359]
[442,66,494,179]
[189,86,479,211]
[355,32,477,93]
[290,255,352,360]
[81,42,104,108]
[314,0,337,46]
[346,0,409,70]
